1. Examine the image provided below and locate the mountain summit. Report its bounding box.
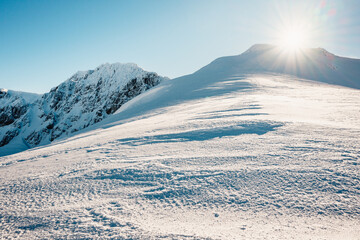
[0,63,168,156]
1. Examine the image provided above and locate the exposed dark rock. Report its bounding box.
[0,109,15,127]
[0,129,19,147]
[25,131,44,147]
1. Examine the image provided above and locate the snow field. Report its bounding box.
[0,74,359,239]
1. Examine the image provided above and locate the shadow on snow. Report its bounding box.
[117,121,283,146]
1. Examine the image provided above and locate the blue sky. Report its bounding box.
[1,0,359,93]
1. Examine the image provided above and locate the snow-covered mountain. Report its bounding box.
[198,44,360,89]
[2,45,360,157]
[0,63,168,156]
[0,45,360,239]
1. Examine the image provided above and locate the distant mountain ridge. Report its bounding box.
[0,63,168,156]
[198,44,360,89]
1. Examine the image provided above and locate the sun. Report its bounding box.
[278,27,309,51]
[282,30,305,49]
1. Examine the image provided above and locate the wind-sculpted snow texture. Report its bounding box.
[0,47,360,239]
[0,63,167,156]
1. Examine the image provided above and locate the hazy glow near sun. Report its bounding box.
[278,27,309,51]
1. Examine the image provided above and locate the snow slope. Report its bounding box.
[0,46,359,239]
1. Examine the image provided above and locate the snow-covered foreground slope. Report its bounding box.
[0,66,359,238]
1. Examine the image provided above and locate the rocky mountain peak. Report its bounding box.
[0,63,168,156]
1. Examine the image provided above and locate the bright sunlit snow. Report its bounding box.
[0,46,359,239]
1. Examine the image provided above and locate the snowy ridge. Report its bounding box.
[0,89,40,103]
[0,63,168,156]
[199,44,360,89]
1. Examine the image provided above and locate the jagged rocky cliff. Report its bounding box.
[0,63,168,155]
